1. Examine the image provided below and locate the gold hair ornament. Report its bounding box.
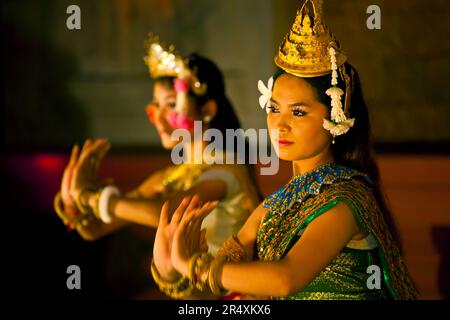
[258,0,355,143]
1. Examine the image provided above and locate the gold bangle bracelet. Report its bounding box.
[74,186,96,214]
[54,192,69,225]
[187,253,202,283]
[54,192,93,229]
[91,189,102,220]
[150,259,193,299]
[208,256,227,296]
[193,253,213,291]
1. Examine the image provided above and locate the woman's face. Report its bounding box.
[150,82,179,149]
[150,82,204,149]
[267,73,331,161]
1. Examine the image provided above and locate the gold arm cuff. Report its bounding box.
[216,235,247,262]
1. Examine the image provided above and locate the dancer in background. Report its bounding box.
[53,35,260,259]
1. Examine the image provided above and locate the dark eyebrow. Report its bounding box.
[270,98,309,107]
[163,94,177,100]
[288,102,309,108]
[269,98,278,104]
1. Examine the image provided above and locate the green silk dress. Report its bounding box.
[257,163,417,300]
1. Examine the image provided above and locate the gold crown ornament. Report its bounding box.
[144,34,184,78]
[258,0,355,143]
[143,34,207,96]
[274,0,346,78]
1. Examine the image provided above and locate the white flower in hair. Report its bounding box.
[322,46,355,141]
[323,118,355,137]
[258,77,274,114]
[329,47,339,86]
[326,87,347,123]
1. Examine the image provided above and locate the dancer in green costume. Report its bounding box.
[152,0,417,300]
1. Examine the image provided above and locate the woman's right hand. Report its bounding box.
[60,139,110,211]
[153,195,202,282]
[69,139,110,202]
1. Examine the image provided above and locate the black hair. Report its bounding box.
[185,53,242,134]
[154,54,241,135]
[274,63,402,248]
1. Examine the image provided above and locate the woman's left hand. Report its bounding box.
[171,198,218,276]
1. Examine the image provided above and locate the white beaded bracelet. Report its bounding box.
[98,186,121,224]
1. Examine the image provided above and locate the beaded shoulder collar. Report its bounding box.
[263,163,372,213]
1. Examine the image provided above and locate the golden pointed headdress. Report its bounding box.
[144,34,185,79]
[143,34,207,96]
[275,0,346,77]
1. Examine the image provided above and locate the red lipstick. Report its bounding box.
[277,139,294,147]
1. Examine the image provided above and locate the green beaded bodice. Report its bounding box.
[256,163,416,300]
